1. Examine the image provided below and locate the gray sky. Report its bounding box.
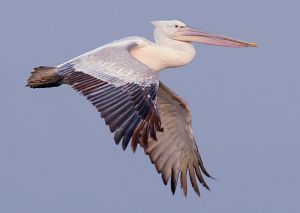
[1,0,299,212]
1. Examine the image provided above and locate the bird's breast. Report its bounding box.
[130,44,196,72]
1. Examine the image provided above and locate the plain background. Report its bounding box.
[1,0,299,212]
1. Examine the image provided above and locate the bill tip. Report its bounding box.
[249,42,257,47]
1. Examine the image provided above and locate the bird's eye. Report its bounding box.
[175,25,179,28]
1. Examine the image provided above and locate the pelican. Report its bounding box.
[27,20,256,196]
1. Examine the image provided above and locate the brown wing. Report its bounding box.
[138,81,212,196]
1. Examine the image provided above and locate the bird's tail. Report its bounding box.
[26,66,63,88]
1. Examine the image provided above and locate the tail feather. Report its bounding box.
[26,66,63,88]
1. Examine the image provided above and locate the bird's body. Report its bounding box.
[27,20,256,196]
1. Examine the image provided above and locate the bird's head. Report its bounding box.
[151,20,257,48]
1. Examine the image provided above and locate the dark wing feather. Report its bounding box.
[64,72,162,150]
[143,81,212,196]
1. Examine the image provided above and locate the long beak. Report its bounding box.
[172,27,257,47]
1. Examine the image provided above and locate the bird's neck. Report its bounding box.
[130,38,196,72]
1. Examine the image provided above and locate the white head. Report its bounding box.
[151,20,257,47]
[151,20,187,44]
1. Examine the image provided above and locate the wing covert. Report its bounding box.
[60,37,162,150]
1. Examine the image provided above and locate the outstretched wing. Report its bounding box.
[141,81,212,196]
[60,37,162,150]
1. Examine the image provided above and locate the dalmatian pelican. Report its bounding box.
[27,20,256,196]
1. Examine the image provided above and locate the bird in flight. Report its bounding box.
[27,20,256,196]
